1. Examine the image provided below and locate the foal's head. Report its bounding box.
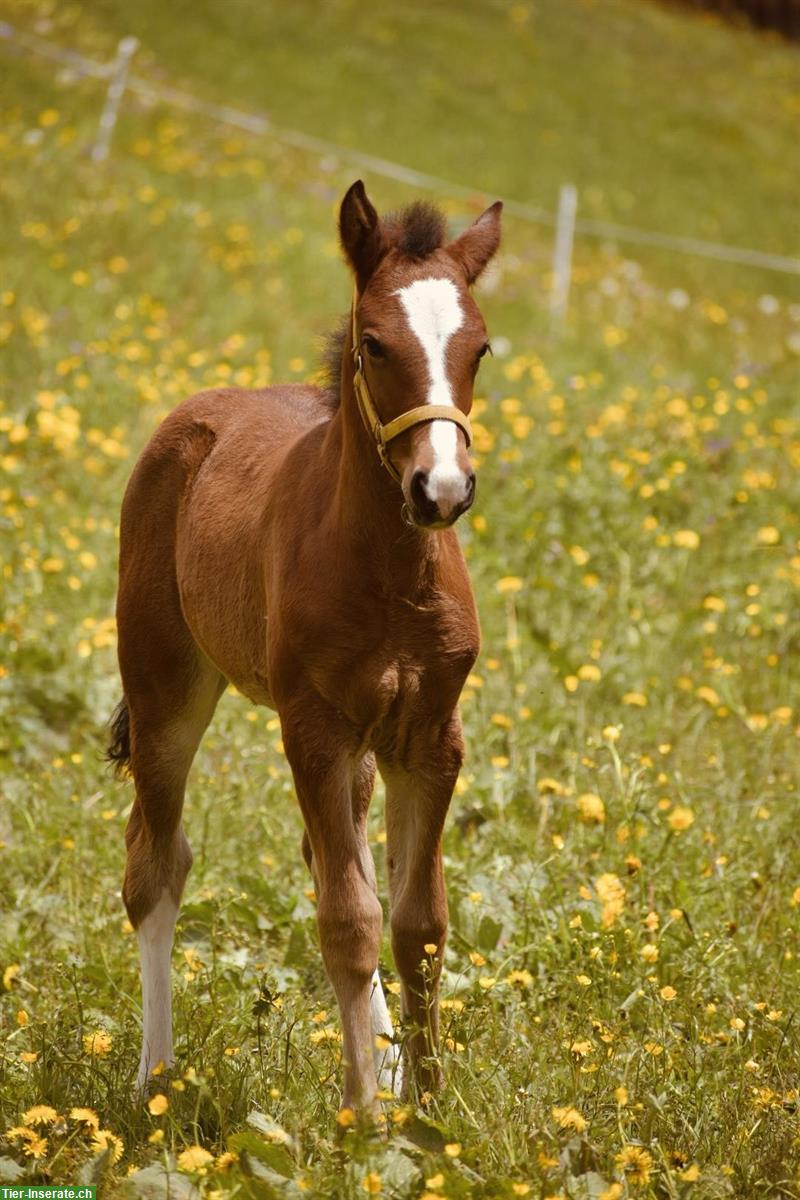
[339,182,502,530]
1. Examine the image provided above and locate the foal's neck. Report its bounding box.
[330,346,443,593]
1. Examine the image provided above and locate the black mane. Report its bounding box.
[385,200,448,260]
[319,200,449,406]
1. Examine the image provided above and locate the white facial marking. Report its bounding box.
[396,278,466,499]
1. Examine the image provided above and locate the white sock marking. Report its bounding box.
[396,278,466,499]
[136,891,178,1088]
[369,968,403,1095]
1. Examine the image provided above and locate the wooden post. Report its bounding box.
[91,35,139,164]
[551,183,577,324]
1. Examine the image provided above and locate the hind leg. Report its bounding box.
[121,653,225,1088]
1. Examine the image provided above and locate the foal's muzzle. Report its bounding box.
[407,469,476,529]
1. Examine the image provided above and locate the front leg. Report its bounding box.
[281,694,383,1116]
[379,711,464,1098]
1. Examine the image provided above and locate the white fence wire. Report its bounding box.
[3,19,799,290]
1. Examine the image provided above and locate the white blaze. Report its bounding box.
[396,278,465,496]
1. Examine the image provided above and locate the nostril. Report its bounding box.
[412,468,431,506]
[465,472,476,503]
[410,468,440,522]
[410,469,429,510]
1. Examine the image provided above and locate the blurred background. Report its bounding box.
[1,0,798,368]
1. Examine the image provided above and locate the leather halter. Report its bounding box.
[351,287,472,484]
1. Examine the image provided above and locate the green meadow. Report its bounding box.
[1,0,799,1196]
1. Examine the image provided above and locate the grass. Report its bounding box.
[1,0,800,1196]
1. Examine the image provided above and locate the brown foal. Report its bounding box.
[110,181,502,1114]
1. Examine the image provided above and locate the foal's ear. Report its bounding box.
[446,201,503,285]
[339,181,387,289]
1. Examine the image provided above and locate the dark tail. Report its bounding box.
[106,697,132,777]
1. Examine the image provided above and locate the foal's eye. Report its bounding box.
[362,334,386,359]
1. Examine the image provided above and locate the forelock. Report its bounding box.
[384,201,448,260]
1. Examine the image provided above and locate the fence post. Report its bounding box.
[91,35,139,163]
[551,183,578,324]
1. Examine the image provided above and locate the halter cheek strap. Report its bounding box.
[351,287,472,485]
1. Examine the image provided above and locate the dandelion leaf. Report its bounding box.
[0,1159,24,1183]
[122,1163,199,1200]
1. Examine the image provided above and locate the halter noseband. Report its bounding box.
[351,287,472,484]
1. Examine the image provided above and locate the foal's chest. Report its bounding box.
[341,593,479,754]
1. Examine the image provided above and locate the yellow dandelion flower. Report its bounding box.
[756,526,780,545]
[623,692,647,707]
[22,1106,59,1125]
[577,663,601,681]
[91,1129,124,1163]
[673,529,700,550]
[70,1107,100,1130]
[577,793,605,824]
[575,974,592,987]
[660,986,677,1002]
[496,576,523,594]
[570,1040,593,1057]
[362,1172,382,1194]
[337,1107,356,1128]
[3,964,20,990]
[668,806,694,832]
[148,1130,164,1145]
[615,1145,653,1184]
[444,1142,461,1157]
[147,1094,168,1115]
[23,1136,48,1159]
[602,725,620,742]
[505,969,533,988]
[177,1145,214,1172]
[596,873,626,927]
[640,944,659,963]
[614,1085,628,1106]
[6,1127,38,1143]
[552,1105,587,1132]
[83,1029,113,1056]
